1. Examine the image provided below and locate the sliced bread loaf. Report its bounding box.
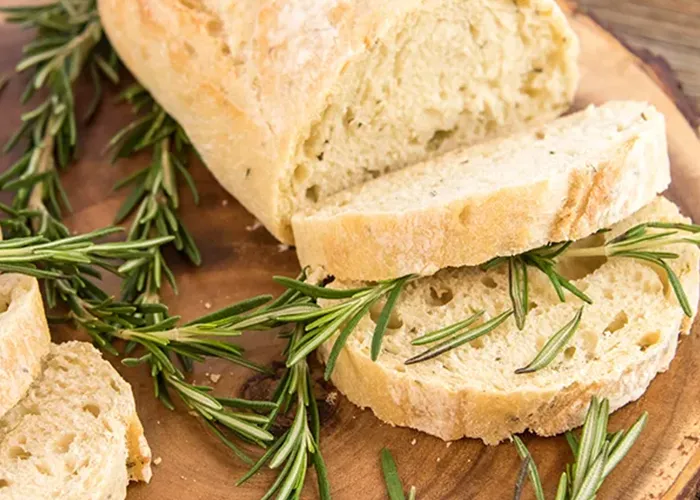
[0,275,50,420]
[100,0,579,242]
[318,197,699,444]
[0,341,151,499]
[294,101,670,281]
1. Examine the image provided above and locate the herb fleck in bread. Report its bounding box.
[0,275,50,420]
[294,101,671,281]
[318,197,699,444]
[99,0,579,242]
[0,341,152,499]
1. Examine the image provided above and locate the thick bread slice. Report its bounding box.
[318,197,699,444]
[0,275,50,420]
[0,342,152,499]
[294,101,670,281]
[99,0,578,243]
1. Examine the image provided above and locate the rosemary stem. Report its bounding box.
[564,235,700,259]
[28,20,101,87]
[27,132,55,232]
[562,246,611,258]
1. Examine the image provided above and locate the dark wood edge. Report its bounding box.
[674,450,700,500]
[563,0,700,135]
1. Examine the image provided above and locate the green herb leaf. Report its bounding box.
[513,436,545,500]
[371,275,412,361]
[515,307,584,374]
[381,448,406,500]
[509,257,529,330]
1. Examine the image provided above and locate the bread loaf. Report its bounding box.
[0,275,50,421]
[0,342,151,499]
[99,0,579,243]
[294,101,670,280]
[318,197,699,444]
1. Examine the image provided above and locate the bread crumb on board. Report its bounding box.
[153,457,162,466]
[277,243,291,253]
[325,391,338,405]
[209,373,221,383]
[246,219,262,231]
[446,442,452,448]
[204,302,212,309]
[411,438,417,446]
[221,199,229,207]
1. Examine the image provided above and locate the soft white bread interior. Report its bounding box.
[294,101,671,281]
[99,0,579,242]
[0,275,50,420]
[318,197,699,444]
[0,341,152,499]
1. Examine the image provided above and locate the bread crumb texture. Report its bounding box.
[0,342,152,499]
[319,197,699,444]
[99,0,578,242]
[294,102,670,280]
[0,275,50,421]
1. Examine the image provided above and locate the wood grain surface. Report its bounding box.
[2,1,700,499]
[578,0,700,110]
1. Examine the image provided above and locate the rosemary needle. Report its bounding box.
[371,274,412,360]
[515,307,584,374]
[509,256,529,330]
[0,73,9,96]
[381,448,408,500]
[513,437,545,500]
[513,456,533,500]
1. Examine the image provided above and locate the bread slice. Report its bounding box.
[0,274,50,420]
[318,197,699,444]
[0,341,152,498]
[99,0,579,242]
[294,101,670,281]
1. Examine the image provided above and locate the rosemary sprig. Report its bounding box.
[514,397,647,500]
[0,214,173,352]
[0,225,169,272]
[483,246,592,330]
[1,0,118,230]
[119,306,281,459]
[381,448,416,500]
[79,291,286,458]
[106,83,200,303]
[272,274,415,376]
[565,222,700,317]
[238,324,331,500]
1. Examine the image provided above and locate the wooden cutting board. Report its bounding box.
[1,2,700,499]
